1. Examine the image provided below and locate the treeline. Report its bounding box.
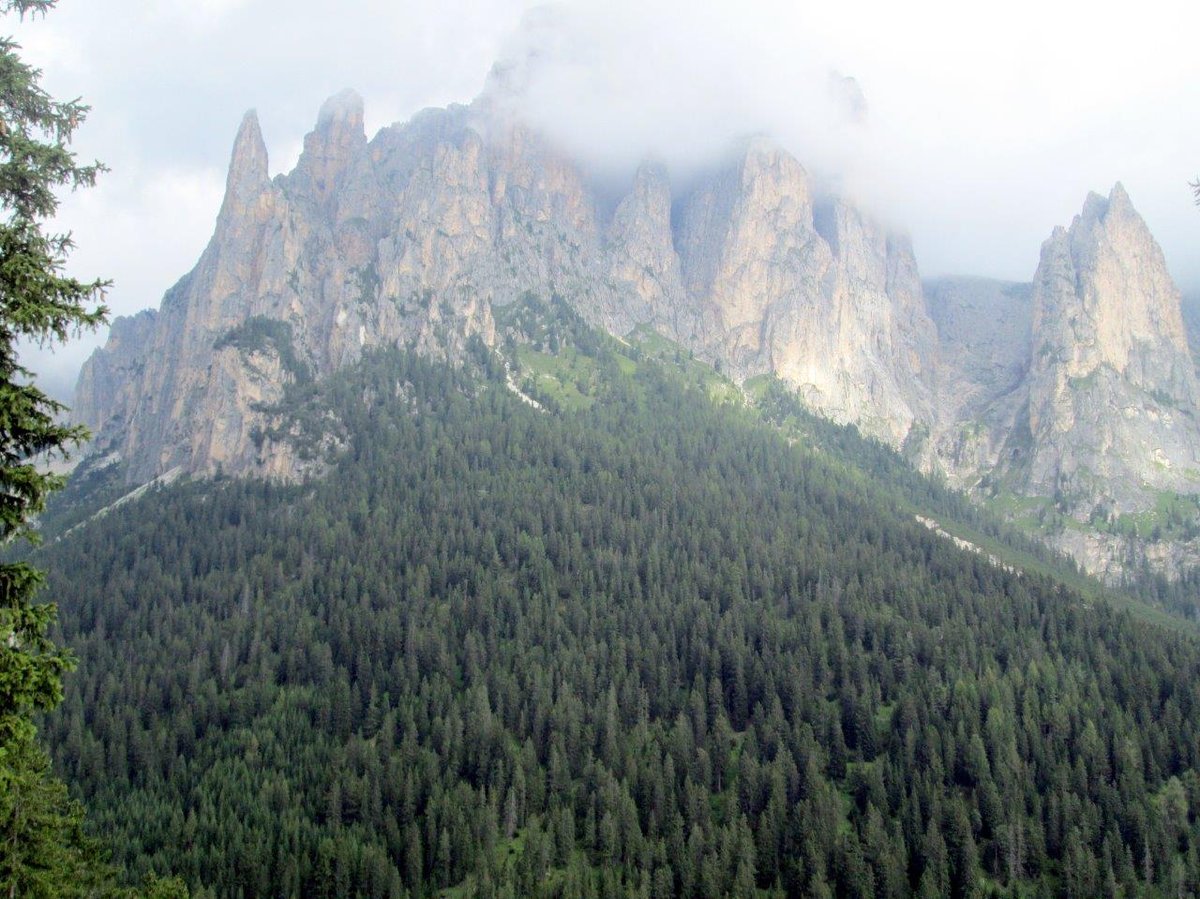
[36,344,1200,897]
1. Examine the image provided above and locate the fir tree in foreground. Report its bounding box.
[0,2,183,894]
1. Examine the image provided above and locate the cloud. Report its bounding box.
[490,0,1200,289]
[492,2,869,189]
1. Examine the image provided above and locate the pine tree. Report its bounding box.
[0,0,107,734]
[0,1,123,895]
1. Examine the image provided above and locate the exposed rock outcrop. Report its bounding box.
[73,91,1200,583]
[77,92,935,483]
[926,187,1200,580]
[671,139,936,442]
[927,277,1032,487]
[1019,183,1200,513]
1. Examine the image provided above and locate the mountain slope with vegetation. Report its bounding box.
[34,312,1200,897]
[72,88,1200,583]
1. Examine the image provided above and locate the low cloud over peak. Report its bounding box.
[478,0,1199,292]
[485,2,873,193]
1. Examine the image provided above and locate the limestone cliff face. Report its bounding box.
[927,277,1033,487]
[77,93,935,482]
[1020,183,1200,513]
[673,140,936,442]
[929,186,1200,510]
[604,162,691,337]
[73,309,158,442]
[925,187,1200,581]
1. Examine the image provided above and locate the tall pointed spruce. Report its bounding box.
[0,0,111,892]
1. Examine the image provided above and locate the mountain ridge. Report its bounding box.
[73,90,1200,582]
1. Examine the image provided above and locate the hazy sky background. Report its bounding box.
[12,0,1200,398]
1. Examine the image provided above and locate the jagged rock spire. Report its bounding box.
[315,88,365,134]
[219,110,269,220]
[1022,183,1200,512]
[296,89,366,203]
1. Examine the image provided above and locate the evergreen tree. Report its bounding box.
[0,0,106,741]
[0,3,184,896]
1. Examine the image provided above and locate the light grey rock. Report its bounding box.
[604,161,688,336]
[1020,183,1200,514]
[73,308,159,438]
[927,276,1032,487]
[672,138,937,443]
[78,94,935,482]
[926,188,1200,581]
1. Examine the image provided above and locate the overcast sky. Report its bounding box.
[13,0,1200,399]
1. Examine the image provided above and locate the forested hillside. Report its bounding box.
[34,319,1200,897]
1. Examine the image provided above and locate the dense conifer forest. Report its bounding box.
[30,307,1200,896]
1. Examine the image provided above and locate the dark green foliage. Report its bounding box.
[755,375,1200,627]
[1,732,109,896]
[756,377,1071,568]
[495,291,603,358]
[0,0,108,745]
[31,338,1200,897]
[0,4,188,892]
[0,0,119,893]
[214,316,310,385]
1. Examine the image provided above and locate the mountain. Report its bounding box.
[73,91,1200,582]
[1017,186,1200,575]
[1022,184,1200,508]
[74,88,936,484]
[668,139,936,443]
[927,188,1200,581]
[32,79,1200,894]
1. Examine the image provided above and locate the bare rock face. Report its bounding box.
[604,162,690,337]
[926,188,1200,581]
[73,308,158,440]
[1019,183,1200,514]
[674,139,936,443]
[80,98,497,483]
[927,277,1033,487]
[78,93,934,483]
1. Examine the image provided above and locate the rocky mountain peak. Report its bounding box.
[737,136,813,209]
[1078,181,1134,223]
[1106,179,1134,213]
[219,110,269,221]
[1051,181,1191,376]
[606,160,683,331]
[296,89,368,203]
[1078,189,1110,226]
[628,160,671,208]
[1020,184,1200,517]
[316,87,365,133]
